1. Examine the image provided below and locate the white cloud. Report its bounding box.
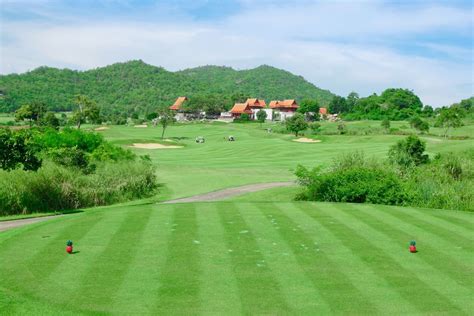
[1,1,472,106]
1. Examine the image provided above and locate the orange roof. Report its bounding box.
[230,103,252,114]
[319,107,328,115]
[245,98,265,108]
[269,100,280,108]
[271,99,298,109]
[169,96,188,110]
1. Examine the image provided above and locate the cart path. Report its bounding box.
[0,182,295,232]
[161,181,295,204]
[0,215,64,232]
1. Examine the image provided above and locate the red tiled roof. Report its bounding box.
[270,99,298,109]
[169,96,188,110]
[230,103,253,114]
[319,107,328,115]
[269,100,280,108]
[246,98,265,108]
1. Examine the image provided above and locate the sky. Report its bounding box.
[0,0,473,106]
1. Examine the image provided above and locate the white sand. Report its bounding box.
[134,124,148,128]
[94,126,109,131]
[130,143,183,149]
[293,137,321,143]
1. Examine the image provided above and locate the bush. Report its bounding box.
[296,164,409,205]
[295,150,473,211]
[388,135,429,168]
[0,128,42,171]
[0,160,158,215]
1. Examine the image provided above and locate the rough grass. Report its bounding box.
[0,201,472,314]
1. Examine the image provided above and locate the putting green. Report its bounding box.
[0,201,472,314]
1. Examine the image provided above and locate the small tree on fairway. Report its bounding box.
[337,122,347,134]
[72,95,100,129]
[409,116,429,134]
[256,109,267,126]
[158,109,176,139]
[286,113,308,137]
[436,107,464,138]
[381,119,390,132]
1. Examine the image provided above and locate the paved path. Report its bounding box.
[0,182,295,232]
[0,215,63,232]
[161,181,295,204]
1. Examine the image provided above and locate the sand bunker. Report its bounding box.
[134,124,148,128]
[293,137,321,143]
[130,143,183,149]
[94,126,109,131]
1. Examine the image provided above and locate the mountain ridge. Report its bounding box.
[0,60,336,114]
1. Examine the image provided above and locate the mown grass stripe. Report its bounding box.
[110,205,174,314]
[73,206,153,313]
[217,202,290,314]
[381,206,473,242]
[428,211,474,232]
[154,204,201,314]
[312,203,467,314]
[278,202,417,314]
[0,211,106,298]
[351,204,473,289]
[263,202,379,314]
[195,203,242,315]
[238,203,330,314]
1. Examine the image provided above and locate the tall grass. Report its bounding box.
[0,160,158,215]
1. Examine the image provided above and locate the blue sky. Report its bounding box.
[1,0,473,106]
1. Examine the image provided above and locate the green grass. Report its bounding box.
[1,121,473,314]
[98,122,473,200]
[0,201,472,314]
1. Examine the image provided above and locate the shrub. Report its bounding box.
[0,128,42,171]
[0,160,158,215]
[296,164,409,205]
[388,135,429,168]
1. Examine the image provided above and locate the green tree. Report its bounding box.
[158,109,176,139]
[14,104,34,126]
[0,129,42,171]
[298,99,319,114]
[337,122,347,134]
[381,119,390,132]
[436,106,465,137]
[72,95,101,129]
[286,113,308,136]
[309,122,321,134]
[329,96,347,114]
[346,92,359,112]
[256,109,267,126]
[409,116,429,134]
[41,112,60,130]
[388,135,429,167]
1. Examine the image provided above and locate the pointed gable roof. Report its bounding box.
[269,100,280,108]
[169,96,188,110]
[245,98,265,108]
[230,103,253,114]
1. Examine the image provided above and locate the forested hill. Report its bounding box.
[0,60,335,114]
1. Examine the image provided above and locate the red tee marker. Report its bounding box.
[409,240,417,253]
[66,240,73,254]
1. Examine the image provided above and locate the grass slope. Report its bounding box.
[0,201,472,314]
[100,122,473,200]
